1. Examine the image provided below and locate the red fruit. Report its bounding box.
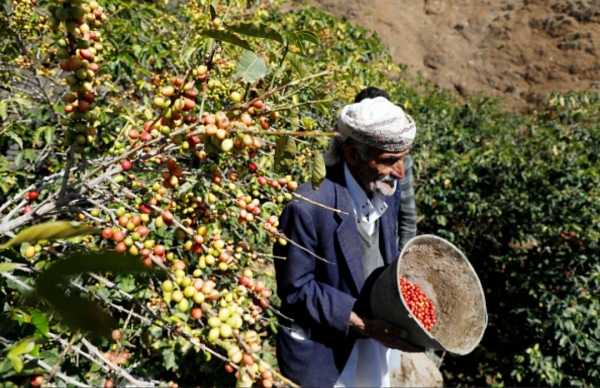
[121,159,132,171]
[188,135,200,145]
[23,206,34,214]
[153,244,166,256]
[79,49,93,60]
[118,216,129,227]
[162,210,174,225]
[140,131,153,142]
[183,98,196,111]
[82,93,95,103]
[252,100,264,109]
[143,121,154,131]
[248,162,258,173]
[104,379,114,388]
[139,203,152,214]
[135,225,149,236]
[113,230,125,242]
[191,307,203,320]
[31,375,45,387]
[102,227,113,239]
[257,176,268,185]
[130,215,141,226]
[128,129,140,140]
[239,276,250,286]
[115,242,127,253]
[89,63,99,72]
[27,191,39,201]
[224,363,235,373]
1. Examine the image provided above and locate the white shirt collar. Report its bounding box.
[343,162,389,230]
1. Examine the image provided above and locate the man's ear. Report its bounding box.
[344,145,361,167]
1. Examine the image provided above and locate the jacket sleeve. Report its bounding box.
[399,154,417,251]
[273,201,356,336]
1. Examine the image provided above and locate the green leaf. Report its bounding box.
[273,136,296,174]
[286,53,307,78]
[0,101,7,121]
[0,221,101,250]
[35,250,152,337]
[288,108,301,130]
[30,309,49,337]
[7,355,22,373]
[233,50,267,83]
[287,30,319,46]
[7,132,23,150]
[0,262,26,273]
[311,152,326,190]
[36,250,152,288]
[199,30,251,51]
[38,287,117,338]
[7,338,36,358]
[225,22,283,43]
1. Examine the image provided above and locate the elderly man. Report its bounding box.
[273,97,424,387]
[354,87,418,251]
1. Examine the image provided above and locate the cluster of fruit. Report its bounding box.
[399,277,436,331]
[48,0,108,153]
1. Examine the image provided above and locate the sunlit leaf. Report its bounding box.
[7,338,36,358]
[311,152,326,190]
[233,50,267,83]
[8,355,22,373]
[0,221,100,250]
[286,53,307,78]
[225,22,283,43]
[273,136,296,174]
[0,102,7,121]
[30,309,49,337]
[199,30,251,51]
[0,263,26,273]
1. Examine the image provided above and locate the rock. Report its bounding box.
[390,352,444,388]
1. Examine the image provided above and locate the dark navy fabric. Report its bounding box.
[273,162,401,387]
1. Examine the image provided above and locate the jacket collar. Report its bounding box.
[328,163,397,295]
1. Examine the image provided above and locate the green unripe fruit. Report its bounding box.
[48,16,60,30]
[230,91,242,103]
[75,134,86,145]
[77,39,91,49]
[90,209,100,217]
[70,6,85,19]
[192,292,205,304]
[177,298,190,312]
[181,277,192,288]
[183,286,196,298]
[208,317,221,328]
[174,269,185,278]
[219,324,232,338]
[193,269,202,277]
[129,245,139,256]
[55,8,70,21]
[162,280,174,292]
[218,308,230,322]
[221,138,233,152]
[56,48,70,59]
[123,237,133,247]
[76,68,88,80]
[172,290,184,303]
[65,20,77,34]
[208,327,220,342]
[66,74,79,85]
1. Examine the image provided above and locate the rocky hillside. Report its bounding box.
[287,0,600,111]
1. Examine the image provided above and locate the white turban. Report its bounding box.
[337,97,416,152]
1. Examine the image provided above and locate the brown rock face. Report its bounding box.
[287,0,600,111]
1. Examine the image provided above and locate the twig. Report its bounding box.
[292,193,349,215]
[80,337,153,388]
[46,330,80,383]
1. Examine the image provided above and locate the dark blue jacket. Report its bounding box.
[273,162,401,387]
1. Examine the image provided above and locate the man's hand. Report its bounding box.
[349,312,425,352]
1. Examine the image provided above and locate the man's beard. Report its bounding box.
[356,165,398,197]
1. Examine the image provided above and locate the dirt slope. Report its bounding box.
[286,0,600,111]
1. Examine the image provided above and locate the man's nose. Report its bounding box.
[390,161,405,179]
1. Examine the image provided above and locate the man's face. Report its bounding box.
[355,147,408,197]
